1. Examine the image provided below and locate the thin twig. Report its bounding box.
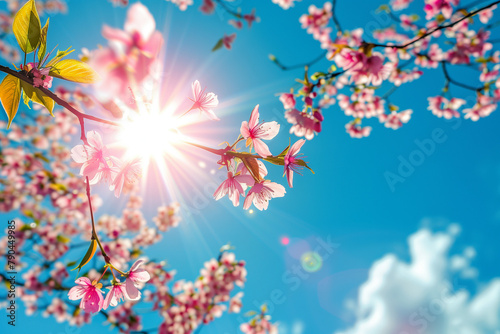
[366,1,500,49]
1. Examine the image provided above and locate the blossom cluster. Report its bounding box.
[71,130,142,198]
[275,0,500,139]
[155,252,247,333]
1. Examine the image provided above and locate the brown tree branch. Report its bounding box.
[366,1,500,49]
[0,65,121,145]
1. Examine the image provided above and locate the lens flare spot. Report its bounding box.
[281,236,290,245]
[300,251,323,272]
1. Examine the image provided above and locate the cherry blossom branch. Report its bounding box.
[0,65,120,144]
[441,61,484,91]
[85,176,111,264]
[271,51,328,71]
[331,0,343,33]
[213,0,243,19]
[366,0,500,49]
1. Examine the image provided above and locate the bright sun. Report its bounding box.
[118,111,182,160]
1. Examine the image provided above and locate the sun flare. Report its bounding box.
[118,112,182,161]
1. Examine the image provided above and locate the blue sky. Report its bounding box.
[1,0,500,333]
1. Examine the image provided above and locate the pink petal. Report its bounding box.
[86,131,103,150]
[131,269,151,283]
[102,25,132,46]
[70,145,88,163]
[124,3,155,41]
[249,105,260,129]
[103,287,114,310]
[75,277,92,286]
[289,139,305,156]
[192,80,202,100]
[243,193,254,210]
[68,286,87,300]
[125,278,140,301]
[258,121,280,140]
[253,139,272,158]
[240,121,251,138]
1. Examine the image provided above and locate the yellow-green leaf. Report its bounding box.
[71,239,97,276]
[12,0,41,54]
[0,75,22,129]
[38,18,49,63]
[20,81,54,116]
[49,59,100,83]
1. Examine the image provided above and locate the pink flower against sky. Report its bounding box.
[71,131,108,184]
[110,157,142,198]
[187,80,219,120]
[68,277,104,314]
[125,259,151,300]
[240,105,280,157]
[214,171,255,207]
[103,283,129,310]
[90,2,163,104]
[272,0,300,10]
[243,180,286,211]
[223,33,236,49]
[284,139,305,188]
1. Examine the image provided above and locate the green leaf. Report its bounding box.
[12,0,41,54]
[20,81,54,115]
[46,47,75,67]
[0,75,22,129]
[49,59,100,83]
[56,235,70,243]
[38,18,49,63]
[212,38,224,52]
[71,239,97,276]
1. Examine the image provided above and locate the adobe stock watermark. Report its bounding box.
[385,117,462,192]
[221,235,340,334]
[399,282,465,334]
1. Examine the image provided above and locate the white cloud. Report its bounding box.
[334,227,500,334]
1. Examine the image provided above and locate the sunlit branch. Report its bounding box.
[0,65,120,145]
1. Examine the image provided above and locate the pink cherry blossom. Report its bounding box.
[103,283,129,310]
[90,3,163,104]
[71,131,109,184]
[110,157,142,198]
[279,92,296,110]
[379,109,413,129]
[463,94,497,121]
[166,0,193,11]
[284,139,305,188]
[243,9,259,28]
[200,0,215,14]
[187,80,219,120]
[223,33,236,49]
[68,277,104,314]
[229,19,243,29]
[391,0,414,11]
[285,109,322,140]
[243,181,286,211]
[272,0,300,10]
[214,171,255,207]
[427,96,465,119]
[125,259,151,300]
[32,67,53,89]
[240,105,280,157]
[345,122,372,138]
